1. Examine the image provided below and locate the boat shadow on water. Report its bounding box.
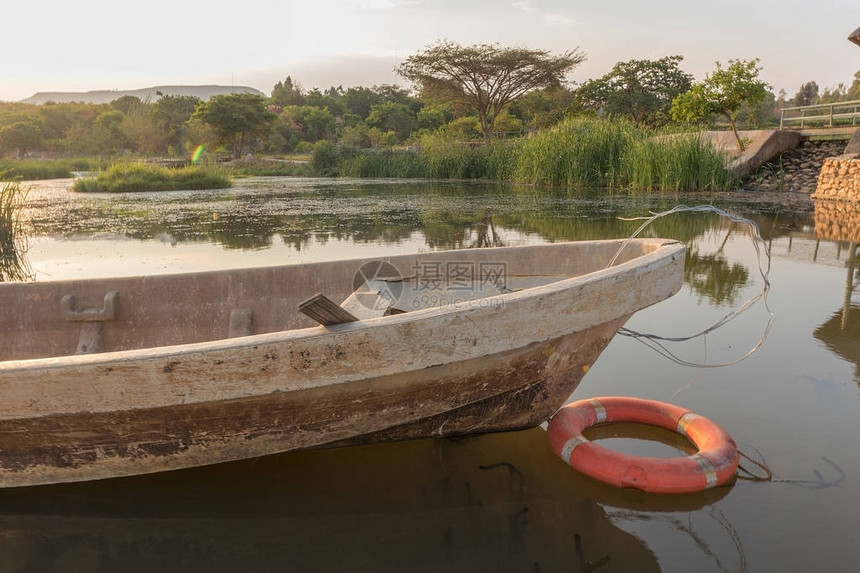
[0,427,733,573]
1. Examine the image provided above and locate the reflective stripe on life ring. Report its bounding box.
[547,396,739,494]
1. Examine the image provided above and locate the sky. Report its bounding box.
[2,0,859,103]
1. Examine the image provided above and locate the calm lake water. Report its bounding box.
[2,177,859,572]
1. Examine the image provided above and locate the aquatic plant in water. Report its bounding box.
[73,162,232,193]
[0,176,33,282]
[316,118,738,192]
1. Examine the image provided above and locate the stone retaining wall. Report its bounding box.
[812,157,860,242]
[812,157,860,202]
[814,199,860,243]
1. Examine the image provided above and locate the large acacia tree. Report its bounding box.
[397,41,586,143]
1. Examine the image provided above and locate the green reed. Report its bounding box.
[514,117,634,188]
[418,133,486,179]
[310,117,737,192]
[624,133,738,192]
[338,149,427,179]
[0,175,33,281]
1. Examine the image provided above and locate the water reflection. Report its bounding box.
[812,241,859,381]
[23,179,712,252]
[684,224,751,306]
[0,429,664,573]
[21,179,754,304]
[812,200,860,381]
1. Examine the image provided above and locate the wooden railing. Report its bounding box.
[780,99,860,129]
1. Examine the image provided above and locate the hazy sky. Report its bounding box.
[3,0,859,102]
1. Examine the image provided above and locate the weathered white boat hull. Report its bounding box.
[0,240,684,487]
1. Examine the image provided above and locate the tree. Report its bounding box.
[270,76,305,107]
[569,55,693,126]
[91,109,129,154]
[342,87,380,119]
[304,88,347,117]
[366,101,416,141]
[110,95,144,115]
[120,105,165,155]
[193,93,274,158]
[302,107,337,142]
[848,70,860,100]
[508,86,573,128]
[397,41,586,143]
[0,116,46,157]
[416,104,450,131]
[152,95,200,154]
[791,81,819,107]
[38,102,99,147]
[670,58,771,150]
[277,105,337,143]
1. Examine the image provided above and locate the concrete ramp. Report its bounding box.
[698,130,803,178]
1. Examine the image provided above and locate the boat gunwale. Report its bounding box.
[0,239,683,373]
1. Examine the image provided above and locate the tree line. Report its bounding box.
[2,41,859,160]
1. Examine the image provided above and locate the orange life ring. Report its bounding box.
[547,396,739,494]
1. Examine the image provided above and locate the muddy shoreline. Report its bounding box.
[709,189,814,215]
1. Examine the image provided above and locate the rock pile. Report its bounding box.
[745,140,848,194]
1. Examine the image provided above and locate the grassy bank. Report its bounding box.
[226,157,314,177]
[73,163,232,193]
[0,158,102,180]
[312,118,738,192]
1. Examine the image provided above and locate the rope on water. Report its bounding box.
[736,449,773,482]
[735,446,845,489]
[607,204,775,368]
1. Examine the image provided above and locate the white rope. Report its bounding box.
[609,204,774,368]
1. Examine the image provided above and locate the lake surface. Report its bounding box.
[2,177,858,572]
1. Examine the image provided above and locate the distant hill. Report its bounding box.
[20,85,267,105]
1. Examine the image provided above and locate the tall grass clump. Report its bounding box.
[338,149,427,178]
[0,175,33,281]
[512,117,738,192]
[515,117,635,188]
[478,139,522,181]
[625,133,738,192]
[419,133,489,179]
[73,162,231,193]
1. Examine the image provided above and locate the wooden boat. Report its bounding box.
[0,239,684,487]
